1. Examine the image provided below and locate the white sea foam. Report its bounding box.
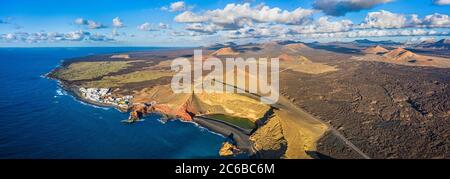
[55,88,66,96]
[75,99,111,110]
[178,119,225,138]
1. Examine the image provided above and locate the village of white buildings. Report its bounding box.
[78,87,133,109]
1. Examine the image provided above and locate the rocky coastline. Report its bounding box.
[49,74,256,157]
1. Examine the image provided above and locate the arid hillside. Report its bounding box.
[49,41,450,159]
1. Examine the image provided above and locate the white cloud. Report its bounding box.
[74,18,88,25]
[359,10,406,29]
[357,11,450,29]
[112,17,124,28]
[138,22,170,31]
[64,30,88,41]
[87,20,106,29]
[291,17,353,34]
[160,6,169,11]
[169,1,186,12]
[175,3,315,35]
[172,3,450,40]
[313,0,393,16]
[0,30,116,43]
[1,33,16,41]
[229,24,289,39]
[175,3,314,25]
[421,13,450,28]
[158,22,169,29]
[137,22,160,31]
[433,0,450,5]
[185,23,222,34]
[74,18,106,29]
[89,33,114,41]
[175,11,208,23]
[112,28,119,36]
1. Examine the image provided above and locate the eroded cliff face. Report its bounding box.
[250,115,288,158]
[128,84,323,159]
[219,142,241,157]
[130,85,270,122]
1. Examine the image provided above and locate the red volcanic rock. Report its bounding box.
[152,104,194,121]
[128,104,149,122]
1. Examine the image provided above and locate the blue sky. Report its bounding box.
[0,0,449,47]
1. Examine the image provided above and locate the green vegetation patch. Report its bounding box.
[204,114,256,130]
[84,70,174,88]
[54,61,133,81]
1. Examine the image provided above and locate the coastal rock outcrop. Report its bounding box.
[126,103,151,123]
[219,142,241,157]
[250,115,287,158]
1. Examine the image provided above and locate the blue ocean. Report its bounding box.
[0,47,224,159]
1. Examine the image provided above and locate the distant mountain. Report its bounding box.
[277,40,303,45]
[383,48,418,61]
[416,39,450,50]
[208,42,238,50]
[283,43,312,52]
[211,47,239,56]
[224,42,237,47]
[352,39,401,46]
[362,45,389,54]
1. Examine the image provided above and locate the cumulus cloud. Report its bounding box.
[175,3,315,35]
[229,25,289,39]
[74,18,87,25]
[0,30,115,43]
[169,1,186,12]
[175,11,208,23]
[359,10,406,29]
[64,30,89,41]
[290,17,353,34]
[137,22,167,31]
[185,23,222,35]
[313,0,393,16]
[172,3,450,40]
[294,29,448,39]
[433,0,450,5]
[74,18,106,29]
[89,33,114,41]
[357,11,450,29]
[137,22,170,31]
[87,20,106,29]
[137,22,155,31]
[112,17,124,28]
[1,33,17,41]
[176,3,314,25]
[158,22,169,29]
[421,13,450,28]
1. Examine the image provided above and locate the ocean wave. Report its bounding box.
[74,98,111,110]
[177,120,225,138]
[55,87,67,96]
